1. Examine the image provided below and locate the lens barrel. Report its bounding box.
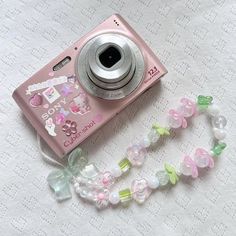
[77,34,144,100]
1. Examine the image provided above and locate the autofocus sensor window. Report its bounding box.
[99,46,121,68]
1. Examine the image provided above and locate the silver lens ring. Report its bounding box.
[76,33,145,100]
[88,35,133,84]
[86,54,136,90]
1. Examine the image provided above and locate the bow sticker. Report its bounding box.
[47,148,88,201]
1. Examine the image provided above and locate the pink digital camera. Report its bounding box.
[13,14,167,158]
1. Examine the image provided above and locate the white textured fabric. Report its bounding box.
[0,0,236,235]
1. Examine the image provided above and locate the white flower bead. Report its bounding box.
[148,129,160,144]
[111,166,122,178]
[213,128,226,140]
[147,176,159,189]
[109,192,120,205]
[207,104,220,116]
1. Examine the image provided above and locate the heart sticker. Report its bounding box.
[30,94,43,107]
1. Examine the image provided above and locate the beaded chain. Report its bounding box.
[47,95,227,209]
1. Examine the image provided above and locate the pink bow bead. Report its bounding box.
[194,148,214,168]
[180,156,198,178]
[179,98,197,117]
[168,109,187,129]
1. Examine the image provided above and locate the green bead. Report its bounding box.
[152,124,170,136]
[118,158,131,173]
[119,188,132,203]
[164,163,179,185]
[197,95,213,109]
[211,143,226,156]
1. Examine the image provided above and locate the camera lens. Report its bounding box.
[99,46,121,68]
[77,34,145,100]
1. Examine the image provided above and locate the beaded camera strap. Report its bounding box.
[45,95,227,209]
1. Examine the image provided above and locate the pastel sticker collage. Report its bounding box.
[26,74,91,137]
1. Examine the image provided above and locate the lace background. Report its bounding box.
[0,0,236,235]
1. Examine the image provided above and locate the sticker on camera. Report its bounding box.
[69,93,91,115]
[42,86,60,104]
[45,118,57,136]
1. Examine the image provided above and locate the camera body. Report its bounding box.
[13,14,167,158]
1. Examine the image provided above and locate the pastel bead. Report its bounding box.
[147,176,159,189]
[213,128,226,140]
[148,128,160,144]
[211,143,226,156]
[140,136,151,148]
[100,171,115,188]
[168,109,187,128]
[109,192,120,205]
[118,158,131,173]
[180,162,192,176]
[111,165,122,178]
[79,187,89,198]
[207,104,220,116]
[179,98,196,117]
[126,145,147,166]
[156,171,169,186]
[194,148,214,168]
[95,189,110,209]
[131,179,152,204]
[180,156,198,178]
[87,192,96,201]
[212,115,227,129]
[197,95,213,109]
[80,164,99,179]
[119,188,132,204]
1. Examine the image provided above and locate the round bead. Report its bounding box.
[147,176,159,189]
[140,136,151,148]
[148,129,160,144]
[111,165,122,178]
[213,128,226,140]
[79,188,89,198]
[207,104,220,116]
[212,115,227,129]
[86,192,95,201]
[156,171,169,186]
[109,192,120,205]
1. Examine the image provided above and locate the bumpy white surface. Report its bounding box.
[0,0,236,235]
